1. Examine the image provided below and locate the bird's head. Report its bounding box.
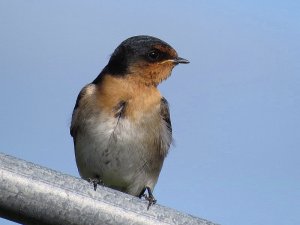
[103,35,189,86]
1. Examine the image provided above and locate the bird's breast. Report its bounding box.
[73,77,172,195]
[96,74,163,122]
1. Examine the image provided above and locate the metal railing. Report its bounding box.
[0,152,217,225]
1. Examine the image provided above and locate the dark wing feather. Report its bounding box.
[70,84,93,138]
[160,97,172,135]
[160,97,172,156]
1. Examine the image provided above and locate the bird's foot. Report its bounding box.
[139,187,157,210]
[88,177,103,191]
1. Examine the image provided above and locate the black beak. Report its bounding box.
[173,57,190,64]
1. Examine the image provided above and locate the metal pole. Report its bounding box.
[0,152,217,225]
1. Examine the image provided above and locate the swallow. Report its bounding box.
[70,35,189,209]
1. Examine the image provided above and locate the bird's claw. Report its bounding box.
[143,193,157,210]
[139,187,157,210]
[88,177,103,191]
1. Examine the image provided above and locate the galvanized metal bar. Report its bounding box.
[0,152,217,225]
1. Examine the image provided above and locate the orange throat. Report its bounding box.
[95,74,162,121]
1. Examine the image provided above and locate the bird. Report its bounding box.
[70,35,189,209]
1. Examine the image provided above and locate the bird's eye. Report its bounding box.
[148,50,160,61]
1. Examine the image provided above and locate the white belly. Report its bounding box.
[74,109,169,196]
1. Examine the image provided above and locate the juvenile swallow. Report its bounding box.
[70,35,189,208]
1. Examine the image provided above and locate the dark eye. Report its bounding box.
[147,50,160,61]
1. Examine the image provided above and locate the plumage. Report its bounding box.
[70,35,189,206]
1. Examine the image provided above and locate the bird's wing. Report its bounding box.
[70,84,95,138]
[160,97,172,134]
[160,97,172,157]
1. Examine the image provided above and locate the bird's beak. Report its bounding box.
[173,57,190,64]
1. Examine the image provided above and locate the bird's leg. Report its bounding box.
[88,176,103,191]
[138,187,146,198]
[139,186,157,210]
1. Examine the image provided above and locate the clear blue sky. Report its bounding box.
[1,1,299,225]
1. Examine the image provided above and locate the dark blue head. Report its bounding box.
[104,35,189,75]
